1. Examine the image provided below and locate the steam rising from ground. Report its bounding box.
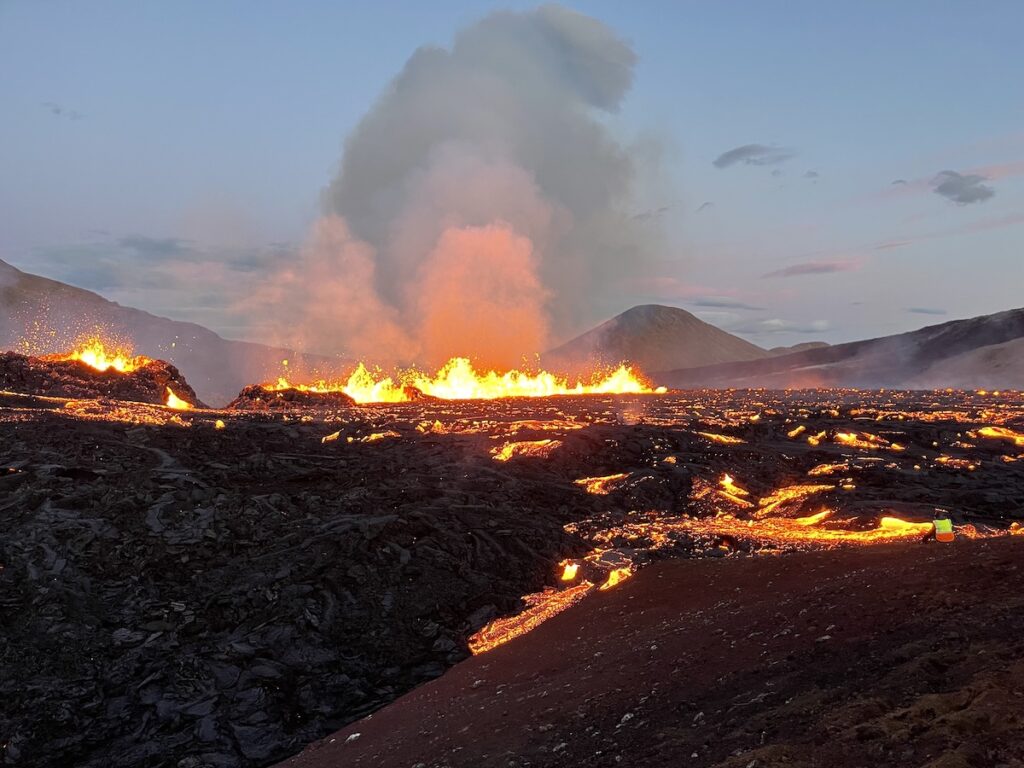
[253,4,658,367]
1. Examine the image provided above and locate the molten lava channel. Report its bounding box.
[269,357,665,404]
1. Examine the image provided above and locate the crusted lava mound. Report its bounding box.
[0,350,204,407]
[227,384,358,409]
[227,384,437,410]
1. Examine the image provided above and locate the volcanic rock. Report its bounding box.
[227,385,357,410]
[0,350,204,407]
[1,389,1021,768]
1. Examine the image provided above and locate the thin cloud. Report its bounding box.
[712,143,795,169]
[631,205,670,222]
[762,259,860,279]
[804,170,819,179]
[728,318,831,335]
[695,201,714,213]
[907,307,947,316]
[687,297,765,311]
[931,170,995,205]
[42,101,84,120]
[116,235,193,260]
[875,239,912,251]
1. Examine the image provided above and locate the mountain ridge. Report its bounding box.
[656,307,1024,389]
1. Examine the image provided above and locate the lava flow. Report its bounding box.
[268,356,665,404]
[165,388,193,410]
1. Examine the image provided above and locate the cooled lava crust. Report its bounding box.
[0,388,1021,768]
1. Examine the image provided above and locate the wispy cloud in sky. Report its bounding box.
[42,101,84,120]
[687,297,765,311]
[907,307,947,316]
[761,259,860,279]
[712,143,795,168]
[726,317,831,335]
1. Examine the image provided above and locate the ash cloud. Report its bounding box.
[260,4,661,368]
[932,170,995,205]
[713,144,794,169]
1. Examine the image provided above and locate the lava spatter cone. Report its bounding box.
[0,345,205,408]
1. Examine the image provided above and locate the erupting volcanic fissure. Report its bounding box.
[268,357,665,404]
[44,338,148,374]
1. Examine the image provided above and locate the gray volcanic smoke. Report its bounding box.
[254,4,659,369]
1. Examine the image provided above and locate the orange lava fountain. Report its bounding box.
[268,357,665,404]
[45,338,146,373]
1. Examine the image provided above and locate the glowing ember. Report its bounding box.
[575,472,629,495]
[977,426,1024,448]
[794,509,834,526]
[935,456,977,471]
[835,431,905,452]
[807,462,849,477]
[269,357,665,404]
[755,483,835,517]
[787,425,806,439]
[560,561,580,581]
[468,581,593,654]
[47,339,144,373]
[165,388,193,410]
[491,439,562,462]
[599,566,633,591]
[697,432,746,445]
[720,473,751,497]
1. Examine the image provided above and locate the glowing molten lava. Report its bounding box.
[682,511,941,548]
[599,566,633,591]
[47,339,145,373]
[468,581,593,654]
[491,439,562,462]
[165,388,193,410]
[269,357,665,404]
[575,473,629,495]
[978,426,1024,448]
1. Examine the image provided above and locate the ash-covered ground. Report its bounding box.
[1,389,1022,767]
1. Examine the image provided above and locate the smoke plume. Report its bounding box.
[258,4,658,368]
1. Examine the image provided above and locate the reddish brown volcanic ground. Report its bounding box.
[281,538,1024,768]
[1,387,1022,767]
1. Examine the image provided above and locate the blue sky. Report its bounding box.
[2,1,1022,350]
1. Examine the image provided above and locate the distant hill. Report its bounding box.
[657,308,1024,390]
[0,259,340,406]
[544,304,769,373]
[768,341,829,356]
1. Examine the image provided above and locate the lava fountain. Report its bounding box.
[268,356,666,404]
